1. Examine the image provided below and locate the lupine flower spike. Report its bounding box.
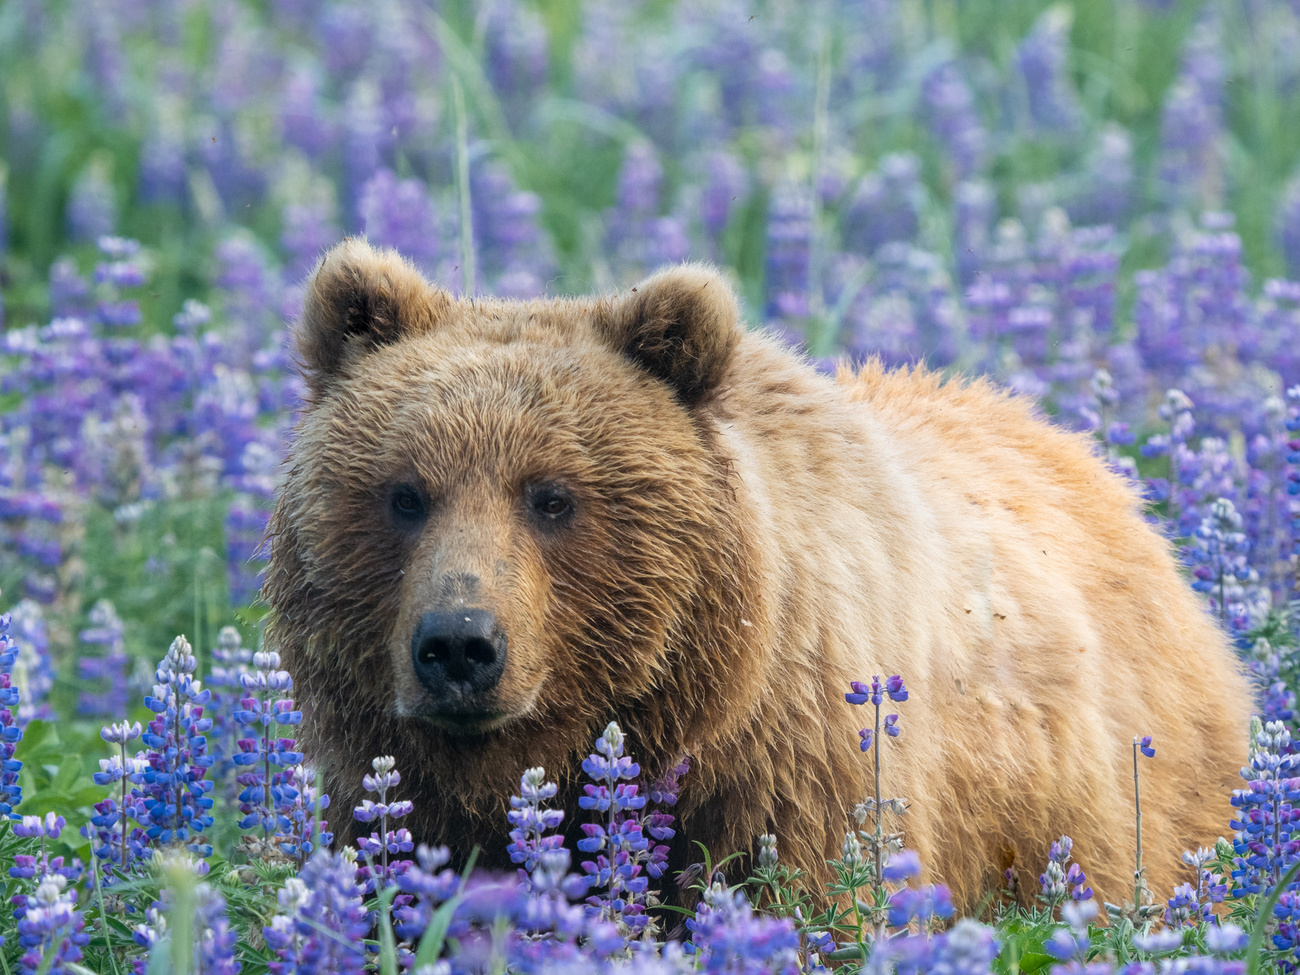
[353,755,415,895]
[86,719,146,879]
[0,610,24,818]
[233,648,304,857]
[846,673,909,936]
[1039,836,1093,917]
[138,636,215,865]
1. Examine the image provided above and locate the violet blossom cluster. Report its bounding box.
[232,648,304,851]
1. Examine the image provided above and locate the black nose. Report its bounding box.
[410,610,507,696]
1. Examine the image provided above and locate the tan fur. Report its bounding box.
[266,239,1253,912]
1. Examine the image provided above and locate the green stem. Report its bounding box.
[119,741,129,874]
[93,854,123,975]
[1133,740,1143,911]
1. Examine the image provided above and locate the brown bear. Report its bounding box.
[265,237,1253,912]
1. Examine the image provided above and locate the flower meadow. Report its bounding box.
[3,0,1300,970]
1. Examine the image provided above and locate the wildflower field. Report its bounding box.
[1,0,1300,970]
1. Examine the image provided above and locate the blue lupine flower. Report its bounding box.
[76,599,128,718]
[233,648,303,845]
[508,766,567,888]
[0,611,24,818]
[136,636,215,864]
[353,755,414,895]
[685,881,800,971]
[884,849,922,882]
[14,874,89,975]
[1231,719,1300,899]
[208,626,252,798]
[277,765,332,868]
[193,883,240,975]
[1040,835,1093,909]
[7,600,52,726]
[578,721,661,933]
[263,851,369,975]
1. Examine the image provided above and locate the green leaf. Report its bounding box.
[414,848,479,968]
[376,887,399,975]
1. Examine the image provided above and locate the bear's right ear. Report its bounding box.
[595,264,742,405]
[295,238,449,392]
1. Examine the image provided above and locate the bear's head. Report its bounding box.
[266,239,768,788]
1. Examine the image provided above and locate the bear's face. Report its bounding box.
[275,240,757,746]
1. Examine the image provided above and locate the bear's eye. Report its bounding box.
[389,484,427,524]
[528,484,575,525]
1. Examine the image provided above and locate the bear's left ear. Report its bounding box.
[595,264,742,405]
[295,238,450,393]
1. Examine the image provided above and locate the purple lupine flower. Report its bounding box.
[6,599,50,726]
[1165,881,1210,927]
[2,612,28,806]
[483,0,548,129]
[76,599,128,717]
[1230,718,1300,898]
[14,874,89,975]
[208,625,252,797]
[1043,897,1096,966]
[577,720,655,933]
[138,636,216,862]
[225,495,271,607]
[358,168,438,274]
[392,844,466,944]
[923,61,988,183]
[846,675,909,706]
[193,883,240,975]
[48,257,89,318]
[953,179,996,289]
[353,754,414,895]
[605,141,673,282]
[1187,498,1261,632]
[471,159,553,291]
[214,235,281,365]
[507,766,567,888]
[276,765,332,868]
[697,148,748,259]
[843,153,923,257]
[66,158,117,243]
[281,199,339,284]
[84,720,149,880]
[1158,13,1225,209]
[137,118,188,208]
[1068,125,1134,232]
[764,180,814,333]
[1243,395,1294,602]
[10,814,83,923]
[278,62,338,161]
[901,917,1000,975]
[1143,389,1197,531]
[685,881,800,970]
[887,880,956,929]
[1015,6,1083,134]
[93,235,144,329]
[1039,835,1094,911]
[1287,386,1300,590]
[263,850,370,975]
[233,649,304,847]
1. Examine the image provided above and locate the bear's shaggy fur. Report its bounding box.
[265,238,1252,911]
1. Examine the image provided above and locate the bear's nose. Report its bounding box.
[410,609,507,697]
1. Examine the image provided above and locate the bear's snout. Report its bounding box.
[409,609,508,715]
